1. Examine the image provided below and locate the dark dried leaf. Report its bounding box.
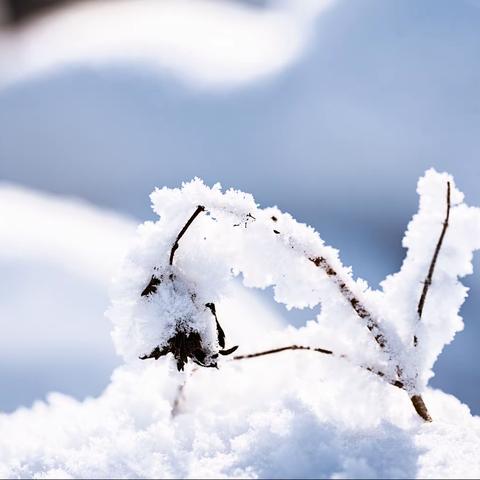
[141,275,161,297]
[206,302,226,349]
[140,329,216,371]
[219,345,239,356]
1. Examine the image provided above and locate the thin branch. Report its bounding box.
[233,345,334,359]
[171,367,198,418]
[309,257,388,350]
[169,205,205,265]
[270,220,432,421]
[414,181,451,346]
[233,345,404,390]
[171,377,188,418]
[233,345,433,421]
[171,346,433,421]
[267,216,389,351]
[142,205,205,296]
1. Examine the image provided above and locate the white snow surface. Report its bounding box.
[1,170,480,478]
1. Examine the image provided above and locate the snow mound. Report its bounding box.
[1,361,480,478]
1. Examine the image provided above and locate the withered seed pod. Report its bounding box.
[139,272,238,371]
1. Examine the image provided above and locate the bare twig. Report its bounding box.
[414,181,451,346]
[171,367,198,418]
[309,257,388,350]
[267,216,389,351]
[270,220,432,421]
[233,345,333,359]
[233,345,404,390]
[405,181,451,422]
[142,205,206,297]
[169,205,205,265]
[233,345,435,420]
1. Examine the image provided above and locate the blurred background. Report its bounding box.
[0,0,479,414]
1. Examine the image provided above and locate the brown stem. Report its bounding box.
[233,345,404,390]
[169,205,205,265]
[309,256,388,350]
[269,219,432,421]
[233,344,333,359]
[410,394,432,422]
[414,181,451,346]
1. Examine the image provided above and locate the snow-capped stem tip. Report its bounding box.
[415,181,451,346]
[169,205,206,265]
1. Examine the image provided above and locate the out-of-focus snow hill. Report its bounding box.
[0,0,334,89]
[0,184,281,411]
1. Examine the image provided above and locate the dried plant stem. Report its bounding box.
[142,205,206,297]
[169,205,205,265]
[309,256,388,350]
[171,367,198,418]
[233,345,334,359]
[233,345,404,390]
[414,181,451,345]
[405,181,451,422]
[307,253,432,421]
[235,347,432,421]
[410,395,432,422]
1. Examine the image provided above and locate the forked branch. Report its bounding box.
[147,200,442,422]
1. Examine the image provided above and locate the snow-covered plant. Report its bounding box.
[109,169,480,423]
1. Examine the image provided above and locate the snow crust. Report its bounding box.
[1,169,480,478]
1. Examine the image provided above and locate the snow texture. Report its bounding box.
[1,169,480,478]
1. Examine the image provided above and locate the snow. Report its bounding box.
[0,183,136,285]
[1,169,480,478]
[0,0,334,90]
[1,360,480,478]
